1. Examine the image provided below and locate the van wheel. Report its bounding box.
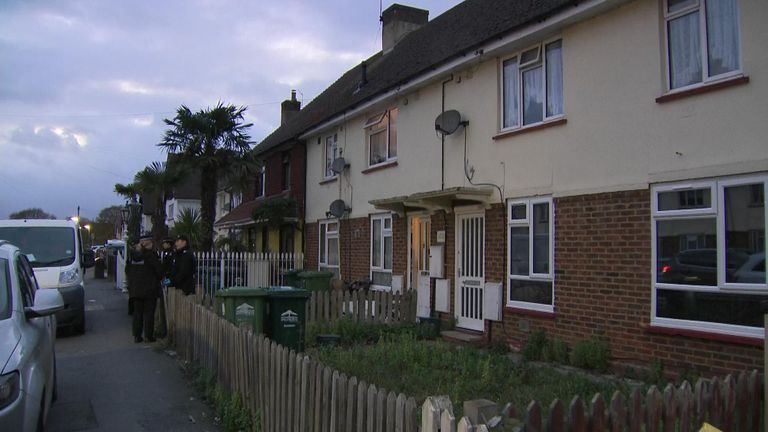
[74,312,86,335]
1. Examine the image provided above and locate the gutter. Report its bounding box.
[298,0,628,140]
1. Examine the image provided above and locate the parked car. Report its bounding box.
[658,248,750,285]
[0,219,94,334]
[733,252,766,284]
[0,240,64,432]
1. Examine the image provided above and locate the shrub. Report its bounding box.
[543,338,569,364]
[521,330,548,361]
[569,337,611,372]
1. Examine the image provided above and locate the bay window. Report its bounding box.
[508,197,554,312]
[664,0,741,90]
[652,175,767,337]
[371,214,393,289]
[502,40,563,130]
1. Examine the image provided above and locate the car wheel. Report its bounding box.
[74,311,86,335]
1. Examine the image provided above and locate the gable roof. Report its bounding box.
[255,0,575,153]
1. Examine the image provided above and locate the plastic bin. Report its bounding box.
[297,271,334,292]
[282,269,303,288]
[215,287,269,333]
[265,286,311,351]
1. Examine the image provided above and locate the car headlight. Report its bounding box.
[0,371,20,410]
[59,268,79,284]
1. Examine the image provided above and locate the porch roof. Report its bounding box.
[214,200,259,229]
[369,187,493,216]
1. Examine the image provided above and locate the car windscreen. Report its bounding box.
[0,227,76,268]
[0,258,9,320]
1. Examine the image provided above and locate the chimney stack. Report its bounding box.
[381,4,428,54]
[280,90,301,125]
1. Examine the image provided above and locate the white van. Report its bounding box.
[0,219,94,334]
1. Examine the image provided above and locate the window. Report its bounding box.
[664,0,740,90]
[502,40,563,130]
[0,258,9,320]
[281,152,291,191]
[653,175,767,337]
[231,192,243,208]
[319,220,339,277]
[508,197,554,312]
[255,165,265,198]
[279,225,294,254]
[324,134,339,179]
[168,203,175,221]
[365,108,398,167]
[15,256,37,309]
[370,214,393,289]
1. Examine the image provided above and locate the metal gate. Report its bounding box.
[456,211,485,331]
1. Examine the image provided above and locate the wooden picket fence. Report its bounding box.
[307,289,417,325]
[166,288,420,432]
[421,371,763,432]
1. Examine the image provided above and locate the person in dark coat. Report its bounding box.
[154,237,174,339]
[170,234,196,296]
[126,234,162,343]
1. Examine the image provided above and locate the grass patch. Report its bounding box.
[310,333,628,418]
[306,316,440,347]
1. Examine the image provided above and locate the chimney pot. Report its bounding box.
[281,89,301,125]
[381,4,428,54]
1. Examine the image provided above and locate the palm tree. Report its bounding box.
[158,103,253,251]
[114,182,140,202]
[134,161,183,242]
[171,208,202,250]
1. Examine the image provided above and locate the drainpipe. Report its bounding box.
[440,74,454,191]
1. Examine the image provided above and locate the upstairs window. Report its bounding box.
[365,108,398,167]
[281,152,291,191]
[502,40,563,130]
[665,0,740,90]
[255,165,265,198]
[324,134,339,179]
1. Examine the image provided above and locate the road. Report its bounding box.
[47,274,219,432]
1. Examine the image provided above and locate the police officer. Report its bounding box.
[126,234,162,343]
[169,234,195,296]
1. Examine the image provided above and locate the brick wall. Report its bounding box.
[487,189,762,376]
[305,221,318,270]
[431,210,455,325]
[339,217,370,282]
[392,214,408,280]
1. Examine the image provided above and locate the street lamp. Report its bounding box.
[84,224,92,248]
[70,216,80,223]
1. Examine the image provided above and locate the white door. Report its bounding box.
[456,211,485,331]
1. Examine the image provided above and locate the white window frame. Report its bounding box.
[370,213,393,290]
[507,197,554,313]
[255,165,265,198]
[365,108,397,168]
[499,38,564,133]
[651,174,768,338]
[662,0,742,92]
[324,134,339,180]
[318,220,339,272]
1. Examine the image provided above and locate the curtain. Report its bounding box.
[546,41,563,117]
[502,59,519,128]
[706,0,739,76]
[669,11,702,89]
[522,66,544,125]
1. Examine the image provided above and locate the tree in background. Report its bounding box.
[134,161,182,243]
[96,205,124,226]
[170,207,202,250]
[159,103,253,251]
[113,183,142,244]
[9,208,56,219]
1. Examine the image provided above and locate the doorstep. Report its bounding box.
[441,329,484,347]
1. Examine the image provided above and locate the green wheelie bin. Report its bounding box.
[265,286,312,351]
[297,270,334,291]
[215,287,269,333]
[282,269,303,288]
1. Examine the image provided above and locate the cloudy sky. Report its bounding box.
[0,0,461,220]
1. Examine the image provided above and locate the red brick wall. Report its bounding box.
[305,221,318,270]
[487,189,762,376]
[392,214,408,279]
[431,210,456,324]
[339,217,370,282]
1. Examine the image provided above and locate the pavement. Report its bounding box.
[47,273,220,432]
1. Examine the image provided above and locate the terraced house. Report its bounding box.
[258,0,767,375]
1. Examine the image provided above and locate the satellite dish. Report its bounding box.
[328,199,349,218]
[330,157,349,174]
[434,110,465,136]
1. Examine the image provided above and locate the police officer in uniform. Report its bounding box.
[126,234,162,343]
[169,234,195,296]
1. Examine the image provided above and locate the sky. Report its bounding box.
[0,0,461,220]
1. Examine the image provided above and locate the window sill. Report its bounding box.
[655,75,749,104]
[504,306,556,319]
[493,118,567,141]
[319,177,337,185]
[645,324,763,347]
[362,160,398,174]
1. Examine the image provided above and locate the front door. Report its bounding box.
[456,211,485,331]
[410,216,431,317]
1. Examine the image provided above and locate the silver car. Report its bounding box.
[0,240,64,431]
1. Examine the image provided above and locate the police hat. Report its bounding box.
[161,237,174,245]
[176,234,189,243]
[139,233,153,241]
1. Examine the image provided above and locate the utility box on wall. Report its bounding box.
[435,279,450,313]
[429,245,444,278]
[482,282,503,321]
